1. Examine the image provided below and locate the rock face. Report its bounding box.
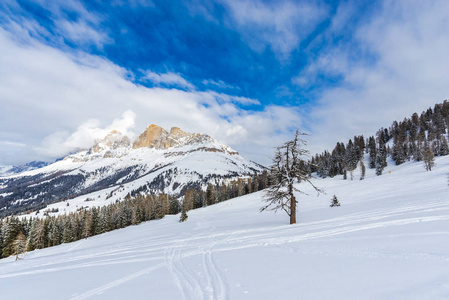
[93,130,131,153]
[132,124,217,150]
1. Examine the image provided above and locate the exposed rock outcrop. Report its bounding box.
[93,130,131,153]
[132,124,222,151]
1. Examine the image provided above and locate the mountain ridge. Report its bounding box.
[0,125,262,217]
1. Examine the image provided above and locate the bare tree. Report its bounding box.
[12,232,27,260]
[422,144,435,171]
[261,131,323,224]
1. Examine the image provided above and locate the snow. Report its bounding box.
[1,156,449,299]
[4,136,261,215]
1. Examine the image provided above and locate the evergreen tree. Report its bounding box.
[260,170,269,190]
[2,216,21,257]
[345,139,358,171]
[169,196,181,215]
[179,208,188,222]
[439,136,449,156]
[0,220,3,258]
[375,145,387,176]
[252,173,260,192]
[82,211,93,239]
[330,195,340,207]
[206,184,216,206]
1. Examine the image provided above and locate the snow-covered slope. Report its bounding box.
[0,125,262,217]
[1,156,448,299]
[0,161,50,177]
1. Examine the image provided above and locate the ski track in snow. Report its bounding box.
[164,222,230,300]
[165,232,206,300]
[69,262,166,300]
[2,198,447,280]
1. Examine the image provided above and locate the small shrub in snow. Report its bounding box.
[330,195,340,207]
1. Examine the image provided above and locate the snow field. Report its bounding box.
[1,156,448,299]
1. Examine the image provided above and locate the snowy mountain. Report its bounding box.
[1,156,448,299]
[0,125,263,217]
[0,161,50,177]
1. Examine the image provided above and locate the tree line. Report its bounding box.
[0,171,269,259]
[312,101,449,177]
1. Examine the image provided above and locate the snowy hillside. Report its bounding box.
[0,161,49,177]
[1,156,448,299]
[0,125,262,217]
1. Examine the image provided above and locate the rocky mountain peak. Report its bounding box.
[132,124,213,150]
[92,130,131,153]
[132,124,169,149]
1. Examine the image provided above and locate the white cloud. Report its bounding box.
[2,0,111,50]
[220,0,329,60]
[55,19,112,49]
[0,26,295,166]
[34,110,136,158]
[143,70,196,90]
[0,141,27,147]
[292,47,349,88]
[303,0,449,155]
[202,79,238,90]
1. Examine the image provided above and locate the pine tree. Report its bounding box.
[0,220,3,258]
[439,136,449,156]
[179,192,191,222]
[206,184,216,206]
[179,208,188,222]
[260,170,268,190]
[330,195,340,207]
[169,196,181,215]
[2,216,21,257]
[375,144,387,176]
[82,211,93,239]
[253,173,260,192]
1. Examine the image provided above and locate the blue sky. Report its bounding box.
[1,0,449,166]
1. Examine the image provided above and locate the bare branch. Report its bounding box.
[261,130,324,224]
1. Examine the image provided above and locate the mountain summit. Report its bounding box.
[132,125,236,153]
[93,130,131,153]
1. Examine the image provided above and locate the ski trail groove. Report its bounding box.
[69,262,165,300]
[201,231,239,300]
[165,233,206,300]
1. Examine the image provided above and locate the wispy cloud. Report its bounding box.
[143,70,195,90]
[55,19,112,49]
[2,0,111,50]
[302,0,449,154]
[202,79,238,90]
[0,26,291,165]
[0,141,27,147]
[2,0,449,166]
[34,110,136,157]
[220,0,329,60]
